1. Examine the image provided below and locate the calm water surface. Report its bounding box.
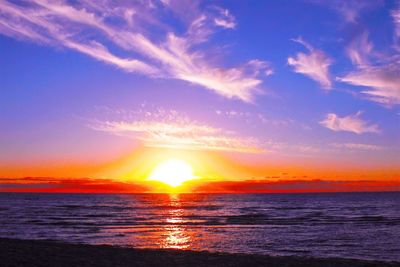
[0,192,399,261]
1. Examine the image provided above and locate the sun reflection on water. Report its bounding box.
[159,194,192,250]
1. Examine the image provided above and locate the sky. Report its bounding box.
[0,0,399,193]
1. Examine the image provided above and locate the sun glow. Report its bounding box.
[148,159,196,187]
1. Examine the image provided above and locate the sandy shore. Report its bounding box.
[0,238,399,267]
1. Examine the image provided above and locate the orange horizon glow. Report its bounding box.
[2,0,400,197]
[2,146,399,180]
[1,175,399,194]
[1,147,400,194]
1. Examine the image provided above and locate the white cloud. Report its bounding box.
[213,8,236,29]
[214,18,235,29]
[89,108,264,153]
[0,0,269,102]
[338,64,400,105]
[93,105,317,155]
[338,28,400,106]
[288,37,333,89]
[320,111,380,134]
[64,40,158,74]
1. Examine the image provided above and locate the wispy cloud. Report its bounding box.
[392,5,400,38]
[320,111,379,134]
[338,29,400,106]
[338,64,400,105]
[288,37,333,89]
[309,0,382,23]
[0,0,270,102]
[263,140,322,156]
[330,143,383,151]
[213,7,236,29]
[215,109,292,127]
[64,40,158,74]
[346,31,373,67]
[89,108,264,153]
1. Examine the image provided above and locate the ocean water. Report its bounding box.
[0,192,399,261]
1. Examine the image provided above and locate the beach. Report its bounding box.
[1,238,399,267]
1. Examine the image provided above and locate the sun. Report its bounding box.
[148,159,196,187]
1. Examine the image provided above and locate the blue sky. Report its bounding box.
[0,0,399,179]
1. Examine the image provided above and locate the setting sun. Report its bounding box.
[148,159,196,187]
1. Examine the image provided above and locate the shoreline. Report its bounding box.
[1,238,399,267]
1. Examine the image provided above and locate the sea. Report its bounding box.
[0,192,399,262]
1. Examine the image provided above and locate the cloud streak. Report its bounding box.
[320,111,379,134]
[338,63,400,106]
[310,0,382,23]
[89,108,264,153]
[288,37,333,89]
[0,0,270,102]
[0,177,151,193]
[346,31,373,67]
[192,179,400,193]
[392,6,400,38]
[338,30,400,106]
[213,7,236,29]
[330,143,383,151]
[2,177,399,193]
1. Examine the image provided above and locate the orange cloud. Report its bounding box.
[0,177,151,193]
[2,177,399,194]
[189,179,400,193]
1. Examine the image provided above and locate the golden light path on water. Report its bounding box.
[159,194,192,250]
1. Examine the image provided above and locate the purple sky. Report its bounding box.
[0,0,399,181]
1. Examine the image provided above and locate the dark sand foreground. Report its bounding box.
[1,238,399,267]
